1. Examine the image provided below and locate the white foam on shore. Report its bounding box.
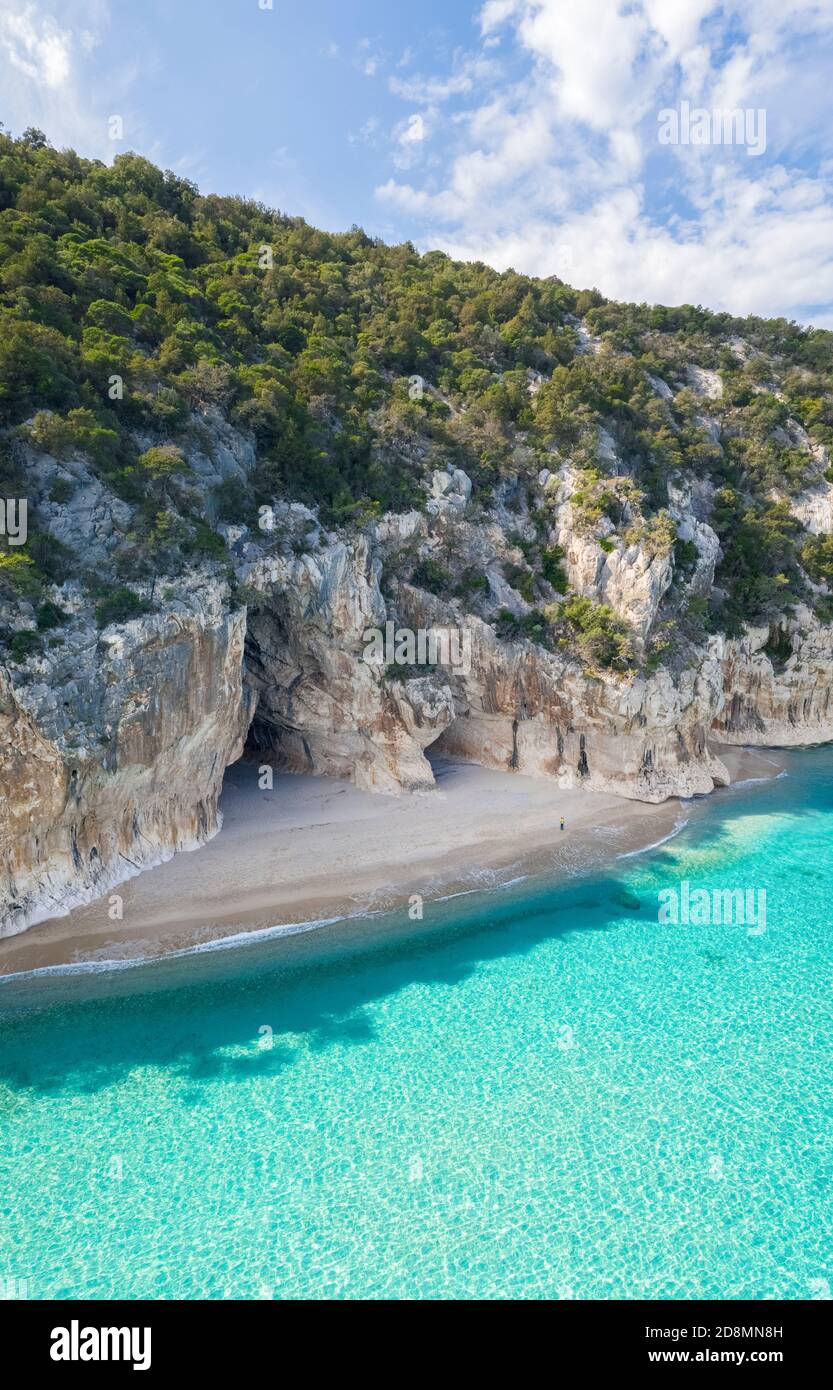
[726,769,788,791]
[0,912,352,984]
[0,858,545,986]
[616,813,690,860]
[435,872,530,905]
[0,824,690,985]
[2,780,771,987]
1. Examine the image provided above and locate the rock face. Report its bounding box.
[397,595,833,802]
[396,584,730,803]
[713,617,833,746]
[239,536,454,794]
[24,447,134,570]
[549,467,674,645]
[3,415,833,939]
[431,622,832,799]
[790,480,833,537]
[427,467,472,517]
[667,479,721,596]
[233,517,828,809]
[0,575,251,936]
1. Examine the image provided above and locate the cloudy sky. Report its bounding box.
[3,0,833,325]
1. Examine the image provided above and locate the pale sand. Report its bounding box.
[0,745,784,977]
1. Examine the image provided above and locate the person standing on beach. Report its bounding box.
[560,816,565,832]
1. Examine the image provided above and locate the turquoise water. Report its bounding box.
[1,748,832,1300]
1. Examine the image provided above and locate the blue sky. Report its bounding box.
[3,0,833,325]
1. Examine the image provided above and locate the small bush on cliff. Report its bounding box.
[801,534,833,586]
[494,607,550,643]
[560,595,635,671]
[455,566,490,598]
[0,550,38,596]
[25,409,120,470]
[95,588,151,627]
[137,445,189,480]
[541,544,568,591]
[503,561,536,603]
[7,629,42,662]
[674,537,699,573]
[211,477,253,525]
[48,477,76,504]
[410,556,452,594]
[36,599,68,630]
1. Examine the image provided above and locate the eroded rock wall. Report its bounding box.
[713,619,833,746]
[0,576,251,936]
[239,536,453,793]
[3,444,833,938]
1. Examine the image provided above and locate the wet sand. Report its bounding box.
[0,745,784,978]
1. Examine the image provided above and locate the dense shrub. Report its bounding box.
[560,595,635,671]
[0,127,831,660]
[95,588,151,627]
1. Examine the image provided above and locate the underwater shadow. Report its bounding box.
[0,872,649,1099]
[1,742,830,1099]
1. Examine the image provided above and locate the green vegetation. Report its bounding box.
[559,595,635,671]
[7,629,41,662]
[2,127,833,659]
[708,489,803,635]
[410,556,452,595]
[674,537,698,572]
[0,550,42,605]
[35,598,68,629]
[503,561,536,603]
[541,543,568,591]
[801,534,833,586]
[94,587,151,627]
[763,625,793,668]
[455,566,490,598]
[495,607,550,643]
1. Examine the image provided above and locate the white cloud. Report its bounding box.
[374,0,833,325]
[356,36,388,80]
[389,52,498,104]
[0,1,132,159]
[0,5,71,89]
[516,0,657,131]
[481,0,521,33]
[349,116,380,147]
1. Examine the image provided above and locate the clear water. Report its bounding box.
[1,748,832,1300]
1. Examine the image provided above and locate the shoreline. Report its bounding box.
[0,746,784,980]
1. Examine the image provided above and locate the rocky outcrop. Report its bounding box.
[686,364,723,400]
[398,601,833,802]
[790,480,833,537]
[0,574,251,936]
[427,467,472,517]
[548,467,674,644]
[3,413,833,939]
[396,584,729,803]
[239,536,454,793]
[713,615,833,746]
[667,478,721,596]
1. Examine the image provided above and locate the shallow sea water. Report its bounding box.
[1,747,832,1299]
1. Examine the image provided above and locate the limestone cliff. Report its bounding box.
[3,421,833,938]
[4,134,833,938]
[0,574,251,936]
[240,532,453,793]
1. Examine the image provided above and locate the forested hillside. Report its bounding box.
[2,124,833,663]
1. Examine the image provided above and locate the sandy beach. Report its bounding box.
[0,745,784,977]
